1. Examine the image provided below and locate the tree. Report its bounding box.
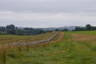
[6,24,16,34]
[75,26,85,31]
[86,24,92,30]
[0,27,5,32]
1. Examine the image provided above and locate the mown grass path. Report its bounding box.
[0,32,61,64]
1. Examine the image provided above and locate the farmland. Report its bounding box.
[0,31,96,64]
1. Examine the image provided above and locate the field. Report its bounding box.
[0,32,54,44]
[0,31,96,64]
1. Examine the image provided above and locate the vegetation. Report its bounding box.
[0,32,54,44]
[0,24,46,35]
[0,32,57,64]
[0,31,96,64]
[75,24,96,31]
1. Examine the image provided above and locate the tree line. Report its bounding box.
[0,24,96,35]
[74,24,96,31]
[0,24,45,35]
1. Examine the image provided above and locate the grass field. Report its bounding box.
[0,32,54,44]
[0,31,96,64]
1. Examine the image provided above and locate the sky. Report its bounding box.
[0,0,96,28]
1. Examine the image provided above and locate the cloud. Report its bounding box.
[0,0,96,27]
[0,11,96,27]
[0,0,96,13]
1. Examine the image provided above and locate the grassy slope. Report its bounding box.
[4,31,96,64]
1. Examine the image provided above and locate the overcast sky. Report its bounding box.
[0,0,96,28]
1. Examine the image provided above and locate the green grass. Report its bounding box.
[69,31,96,35]
[1,31,96,64]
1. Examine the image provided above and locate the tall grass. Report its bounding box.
[0,32,59,64]
[0,31,96,64]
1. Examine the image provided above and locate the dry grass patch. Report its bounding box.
[71,34,96,41]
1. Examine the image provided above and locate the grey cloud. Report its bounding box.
[0,0,96,27]
[0,0,96,13]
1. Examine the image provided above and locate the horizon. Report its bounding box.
[0,24,95,29]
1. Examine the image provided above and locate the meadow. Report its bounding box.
[0,32,54,44]
[0,31,96,64]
